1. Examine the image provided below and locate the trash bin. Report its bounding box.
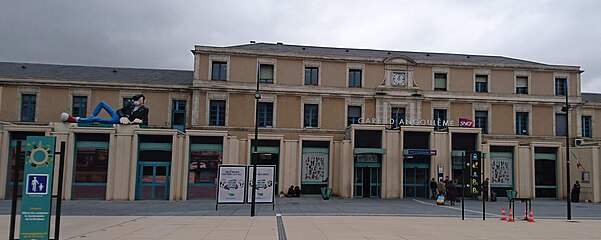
[490,191,497,202]
[320,187,332,200]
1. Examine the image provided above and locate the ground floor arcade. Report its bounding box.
[0,123,599,202]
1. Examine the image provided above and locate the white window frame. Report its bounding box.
[346,63,365,88]
[257,58,277,84]
[301,96,322,129]
[255,94,276,128]
[69,88,91,118]
[473,69,491,93]
[432,67,450,91]
[208,55,230,81]
[514,104,532,136]
[473,103,491,134]
[303,61,321,86]
[514,71,531,94]
[168,92,189,127]
[345,98,365,127]
[206,92,229,127]
[18,86,40,122]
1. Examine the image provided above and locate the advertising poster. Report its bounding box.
[20,136,56,240]
[490,157,512,187]
[246,165,275,203]
[301,153,328,182]
[216,165,246,204]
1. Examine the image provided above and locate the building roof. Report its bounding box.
[582,93,601,103]
[222,42,578,69]
[0,62,193,86]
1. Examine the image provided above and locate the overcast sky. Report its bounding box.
[2,0,600,92]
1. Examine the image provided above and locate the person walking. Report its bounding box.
[482,178,489,201]
[446,182,458,206]
[429,178,438,199]
[571,180,581,202]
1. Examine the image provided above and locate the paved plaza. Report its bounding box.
[2,197,601,239]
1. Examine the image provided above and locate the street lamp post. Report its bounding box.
[562,80,572,220]
[251,68,261,217]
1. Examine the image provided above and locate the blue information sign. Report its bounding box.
[20,136,56,240]
[404,149,437,156]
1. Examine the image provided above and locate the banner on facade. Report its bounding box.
[20,136,56,240]
[216,165,246,204]
[302,153,329,182]
[246,165,275,203]
[490,157,512,187]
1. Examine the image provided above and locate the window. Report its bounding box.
[475,111,488,134]
[211,61,227,81]
[390,107,406,129]
[209,100,226,126]
[475,75,488,93]
[582,116,592,138]
[72,96,88,118]
[122,98,133,107]
[349,69,362,87]
[258,102,274,127]
[516,76,528,94]
[434,73,447,91]
[172,100,186,131]
[516,112,529,135]
[303,104,319,128]
[555,78,567,96]
[347,106,361,126]
[305,67,318,85]
[259,64,274,83]
[20,94,36,122]
[73,134,109,199]
[555,114,567,136]
[433,109,447,131]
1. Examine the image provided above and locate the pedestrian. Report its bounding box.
[429,178,438,199]
[482,178,489,201]
[287,185,295,197]
[571,180,581,202]
[293,186,301,197]
[446,181,458,206]
[437,179,446,197]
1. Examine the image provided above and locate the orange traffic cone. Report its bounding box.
[522,209,528,221]
[528,209,535,223]
[500,208,507,221]
[507,209,515,222]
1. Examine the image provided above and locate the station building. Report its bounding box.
[1,42,601,202]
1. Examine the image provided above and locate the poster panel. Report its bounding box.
[246,165,275,203]
[20,136,56,240]
[490,157,512,187]
[216,165,246,204]
[301,153,328,182]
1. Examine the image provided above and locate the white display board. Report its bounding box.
[301,153,329,182]
[490,157,513,187]
[216,165,246,204]
[246,165,275,203]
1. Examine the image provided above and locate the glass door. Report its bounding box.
[354,165,381,198]
[136,162,170,200]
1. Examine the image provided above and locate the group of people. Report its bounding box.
[430,177,458,205]
[280,185,301,197]
[430,177,491,205]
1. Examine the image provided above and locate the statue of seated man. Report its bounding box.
[61,94,149,126]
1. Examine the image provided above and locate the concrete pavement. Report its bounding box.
[3,197,601,239]
[2,215,601,239]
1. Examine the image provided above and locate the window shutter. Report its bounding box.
[476,75,487,83]
[434,73,447,89]
[516,77,528,87]
[260,65,274,80]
